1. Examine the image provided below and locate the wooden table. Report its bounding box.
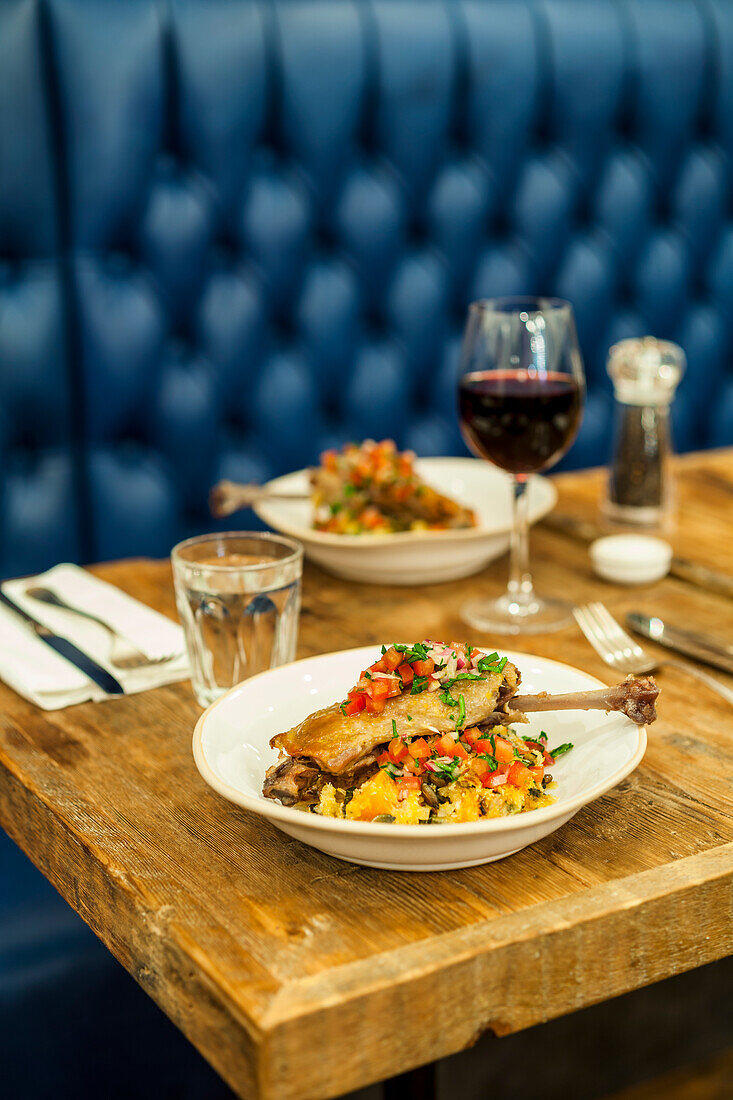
[1,450,732,1100]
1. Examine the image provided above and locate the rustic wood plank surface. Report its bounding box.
[1,449,732,1100]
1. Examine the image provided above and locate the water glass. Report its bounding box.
[172,532,303,707]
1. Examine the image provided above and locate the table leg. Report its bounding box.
[383,1062,437,1100]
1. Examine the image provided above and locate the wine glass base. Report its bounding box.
[460,593,573,636]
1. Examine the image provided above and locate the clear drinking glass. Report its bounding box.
[171,532,303,707]
[457,297,585,634]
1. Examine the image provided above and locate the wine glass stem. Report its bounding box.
[507,476,535,608]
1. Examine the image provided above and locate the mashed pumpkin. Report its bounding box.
[306,726,561,825]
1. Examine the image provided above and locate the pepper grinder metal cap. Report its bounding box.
[607,336,685,406]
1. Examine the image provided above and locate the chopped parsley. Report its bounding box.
[451,671,483,682]
[411,676,429,695]
[439,689,459,707]
[538,730,548,743]
[393,641,429,662]
[432,758,460,782]
[379,762,402,779]
[477,654,508,674]
[456,693,466,729]
[549,742,573,759]
[340,701,348,715]
[478,751,498,770]
[391,719,398,738]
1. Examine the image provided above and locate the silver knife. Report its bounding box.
[0,590,125,695]
[627,612,733,677]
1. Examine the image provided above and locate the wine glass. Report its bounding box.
[457,297,585,634]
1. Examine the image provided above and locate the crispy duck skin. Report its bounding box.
[270,663,518,774]
[262,666,658,807]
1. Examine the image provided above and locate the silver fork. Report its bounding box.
[25,586,182,672]
[573,601,733,706]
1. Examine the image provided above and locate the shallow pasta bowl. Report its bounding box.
[193,646,647,871]
[253,457,557,585]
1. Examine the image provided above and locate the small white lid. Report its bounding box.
[589,534,672,585]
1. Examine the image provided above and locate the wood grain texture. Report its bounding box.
[1,450,732,1100]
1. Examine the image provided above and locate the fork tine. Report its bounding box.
[573,604,617,668]
[589,603,643,662]
[584,603,633,669]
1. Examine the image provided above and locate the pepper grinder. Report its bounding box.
[604,337,685,529]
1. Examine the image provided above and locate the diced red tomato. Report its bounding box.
[377,751,392,766]
[481,769,508,788]
[493,736,515,764]
[344,693,365,717]
[388,738,408,763]
[398,775,421,792]
[411,658,434,677]
[408,737,430,760]
[435,733,457,756]
[402,756,421,775]
[397,662,414,685]
[381,647,403,672]
[461,727,482,748]
[321,449,338,471]
[529,765,544,784]
[507,761,532,788]
[472,758,491,779]
[369,679,392,700]
[434,735,467,759]
[364,694,385,714]
[361,506,385,529]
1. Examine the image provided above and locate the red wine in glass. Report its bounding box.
[459,369,583,474]
[456,297,585,635]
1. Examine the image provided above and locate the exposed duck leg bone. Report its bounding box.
[511,676,658,726]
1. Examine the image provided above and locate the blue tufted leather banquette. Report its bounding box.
[2,0,733,572]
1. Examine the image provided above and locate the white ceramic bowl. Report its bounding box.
[253,458,557,585]
[193,646,647,871]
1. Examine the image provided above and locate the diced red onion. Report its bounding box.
[489,773,508,787]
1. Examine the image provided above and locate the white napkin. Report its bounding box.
[0,563,189,710]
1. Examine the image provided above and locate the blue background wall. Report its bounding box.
[2,0,733,580]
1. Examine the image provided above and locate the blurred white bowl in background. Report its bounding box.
[254,457,557,585]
